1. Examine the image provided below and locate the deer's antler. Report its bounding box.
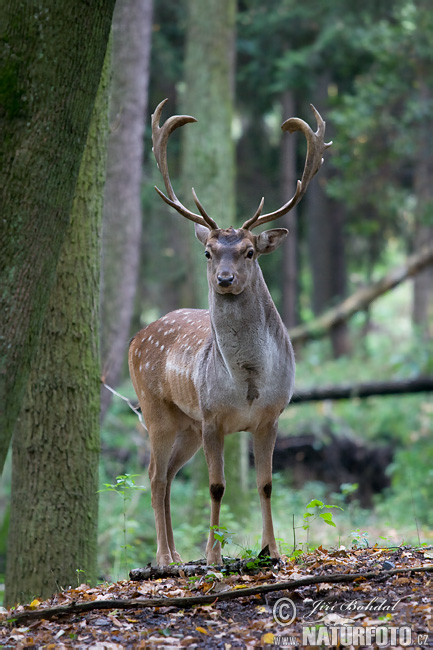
[242,104,332,230]
[152,99,218,230]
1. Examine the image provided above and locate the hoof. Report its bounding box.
[206,550,222,565]
[156,552,173,567]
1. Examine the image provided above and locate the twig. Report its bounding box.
[4,565,433,625]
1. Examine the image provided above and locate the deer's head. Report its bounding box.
[193,224,287,295]
[151,99,331,296]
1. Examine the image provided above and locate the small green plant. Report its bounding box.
[75,568,86,587]
[303,499,343,530]
[99,474,146,576]
[339,483,359,499]
[350,528,370,549]
[210,525,233,550]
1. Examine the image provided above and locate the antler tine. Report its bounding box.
[242,104,332,230]
[152,99,218,230]
[191,188,218,229]
[241,197,265,230]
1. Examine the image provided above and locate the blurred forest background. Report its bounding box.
[1,0,433,601]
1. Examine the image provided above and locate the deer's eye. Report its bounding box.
[246,250,254,259]
[204,250,211,259]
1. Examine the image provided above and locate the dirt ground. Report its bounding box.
[1,546,432,648]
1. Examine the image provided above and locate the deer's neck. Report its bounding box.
[207,268,286,377]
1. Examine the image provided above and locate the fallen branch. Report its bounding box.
[129,555,277,581]
[291,376,433,403]
[4,564,432,625]
[289,242,433,345]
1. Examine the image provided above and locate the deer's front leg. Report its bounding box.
[253,421,280,558]
[202,424,225,565]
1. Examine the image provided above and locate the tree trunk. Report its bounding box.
[5,47,110,607]
[280,91,299,328]
[100,0,153,421]
[0,0,115,473]
[305,79,350,357]
[181,0,236,307]
[180,0,247,521]
[413,78,433,339]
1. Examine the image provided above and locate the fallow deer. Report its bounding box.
[129,99,331,566]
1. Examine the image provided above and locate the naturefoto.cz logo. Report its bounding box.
[271,598,427,647]
[302,625,413,647]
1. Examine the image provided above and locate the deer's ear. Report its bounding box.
[256,228,288,255]
[195,223,209,245]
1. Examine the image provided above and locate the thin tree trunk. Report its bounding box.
[280,90,299,328]
[100,0,153,421]
[0,0,115,473]
[5,48,110,607]
[305,78,350,357]
[413,78,433,339]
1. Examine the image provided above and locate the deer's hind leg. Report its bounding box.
[144,400,183,566]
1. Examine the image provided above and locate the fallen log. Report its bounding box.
[291,376,433,403]
[289,242,433,345]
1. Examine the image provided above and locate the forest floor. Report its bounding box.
[1,546,432,649]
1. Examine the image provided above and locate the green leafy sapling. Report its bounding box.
[99,474,146,576]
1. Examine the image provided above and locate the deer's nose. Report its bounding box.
[217,272,234,287]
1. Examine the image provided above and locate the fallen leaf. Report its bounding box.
[195,626,208,635]
[261,632,275,644]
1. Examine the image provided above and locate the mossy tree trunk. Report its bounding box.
[100,0,153,421]
[0,0,116,473]
[4,45,110,607]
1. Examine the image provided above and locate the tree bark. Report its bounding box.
[100,0,153,422]
[289,241,433,345]
[5,48,110,607]
[0,0,115,473]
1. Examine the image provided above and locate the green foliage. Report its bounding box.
[350,528,370,549]
[328,0,433,265]
[99,474,146,578]
[210,525,234,550]
[302,499,343,531]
